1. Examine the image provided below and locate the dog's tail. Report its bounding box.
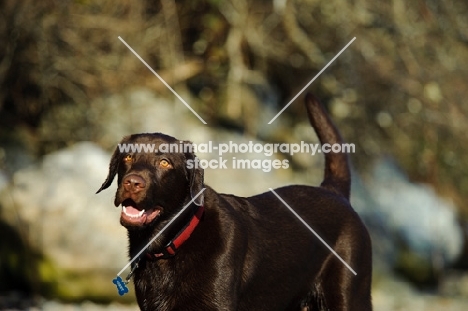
[305,93,351,200]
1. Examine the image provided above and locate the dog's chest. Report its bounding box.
[133,260,219,311]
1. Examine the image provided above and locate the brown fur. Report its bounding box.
[97,94,372,310]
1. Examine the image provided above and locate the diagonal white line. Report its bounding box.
[118,36,207,125]
[268,188,357,275]
[268,37,356,124]
[117,188,206,276]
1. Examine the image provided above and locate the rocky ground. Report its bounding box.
[372,276,468,311]
[2,275,468,311]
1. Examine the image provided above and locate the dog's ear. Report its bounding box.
[183,141,204,206]
[96,138,127,194]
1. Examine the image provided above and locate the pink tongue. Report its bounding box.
[125,205,142,215]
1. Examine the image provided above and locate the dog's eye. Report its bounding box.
[159,159,172,168]
[124,155,133,163]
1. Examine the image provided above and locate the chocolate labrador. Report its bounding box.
[97,94,372,310]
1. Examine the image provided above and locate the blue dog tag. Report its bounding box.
[112,276,129,296]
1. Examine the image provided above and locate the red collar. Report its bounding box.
[146,205,204,260]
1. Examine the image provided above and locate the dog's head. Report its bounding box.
[96,133,204,230]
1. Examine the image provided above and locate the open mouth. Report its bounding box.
[120,199,161,226]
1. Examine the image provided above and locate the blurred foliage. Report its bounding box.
[0,216,55,296]
[1,0,468,214]
[0,214,132,302]
[395,247,439,288]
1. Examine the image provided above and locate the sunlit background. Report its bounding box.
[1,0,467,310]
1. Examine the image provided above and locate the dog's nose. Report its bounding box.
[123,174,146,193]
